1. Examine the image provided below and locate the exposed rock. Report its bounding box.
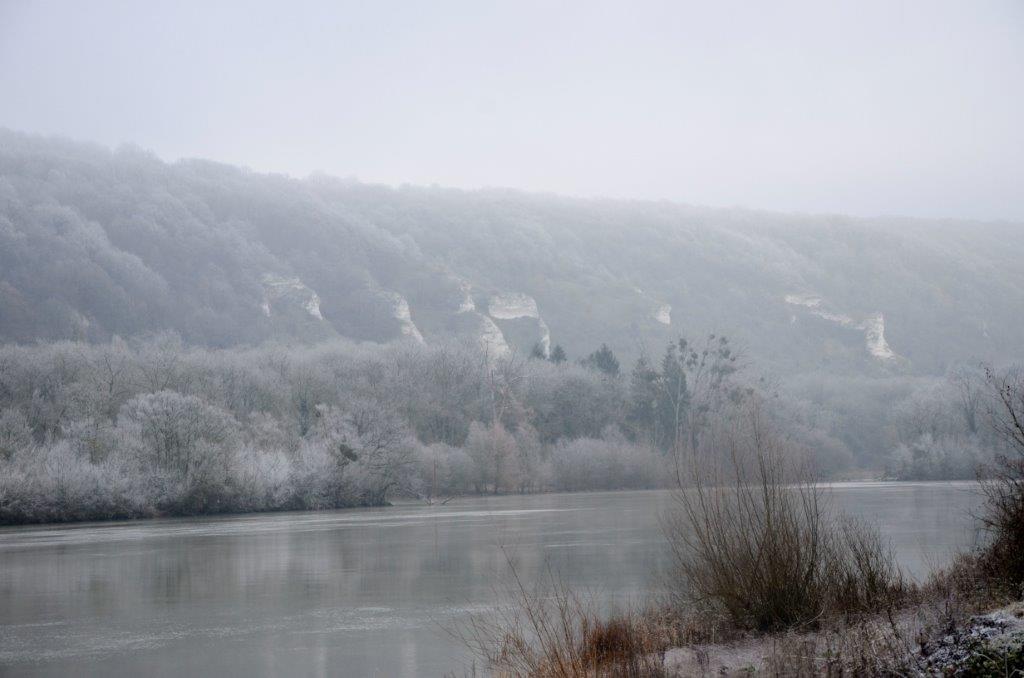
[785,293,896,361]
[261,274,324,320]
[488,292,550,357]
[863,313,895,360]
[456,279,476,313]
[478,314,510,357]
[488,292,541,320]
[381,290,425,344]
[654,304,672,325]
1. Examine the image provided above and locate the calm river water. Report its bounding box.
[0,482,984,677]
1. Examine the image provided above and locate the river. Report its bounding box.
[0,482,984,677]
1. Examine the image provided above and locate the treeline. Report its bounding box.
[0,333,1008,524]
[0,335,728,523]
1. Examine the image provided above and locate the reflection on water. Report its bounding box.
[0,483,983,677]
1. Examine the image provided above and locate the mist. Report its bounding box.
[2,3,1024,677]
[2,0,1023,219]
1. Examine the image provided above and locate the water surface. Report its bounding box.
[0,482,984,677]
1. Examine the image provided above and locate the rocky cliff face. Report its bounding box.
[261,274,324,321]
[487,293,551,357]
[785,293,898,363]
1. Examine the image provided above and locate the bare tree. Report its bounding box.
[950,366,983,435]
[665,398,904,630]
[976,366,1024,587]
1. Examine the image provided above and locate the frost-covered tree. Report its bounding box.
[119,390,238,480]
[465,421,519,494]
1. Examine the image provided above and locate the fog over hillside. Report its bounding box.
[4,2,1024,675]
[2,129,1022,377]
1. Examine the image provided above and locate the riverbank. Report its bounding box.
[458,562,1024,677]
[0,476,980,528]
[459,549,1024,677]
[660,601,1024,675]
[453,403,1023,677]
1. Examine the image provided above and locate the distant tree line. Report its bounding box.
[0,332,1011,524]
[0,335,710,523]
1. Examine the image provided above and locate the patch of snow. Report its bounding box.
[918,603,1024,675]
[654,304,672,325]
[382,291,425,344]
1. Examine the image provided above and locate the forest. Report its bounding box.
[0,331,1007,524]
[0,130,1021,523]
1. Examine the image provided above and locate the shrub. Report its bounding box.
[417,442,475,499]
[119,390,239,479]
[0,441,151,523]
[0,407,32,459]
[665,402,907,631]
[461,561,675,677]
[888,433,984,480]
[549,436,665,492]
[975,367,1024,595]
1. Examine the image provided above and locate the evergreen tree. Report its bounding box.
[549,345,567,364]
[627,355,661,448]
[657,339,690,453]
[581,343,620,377]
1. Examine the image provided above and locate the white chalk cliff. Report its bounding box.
[654,304,672,325]
[381,291,425,344]
[261,274,324,320]
[488,292,551,357]
[784,293,896,361]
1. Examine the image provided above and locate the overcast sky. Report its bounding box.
[1,0,1022,220]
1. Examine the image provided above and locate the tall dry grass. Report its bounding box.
[664,402,909,632]
[456,388,1024,676]
[457,559,680,678]
[975,367,1024,596]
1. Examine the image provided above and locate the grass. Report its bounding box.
[457,381,1024,676]
[664,403,911,633]
[456,558,680,677]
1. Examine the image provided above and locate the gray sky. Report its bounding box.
[2,0,1022,220]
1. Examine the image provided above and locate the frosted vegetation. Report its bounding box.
[0,336,663,523]
[2,130,1022,376]
[0,332,1011,525]
[0,131,1021,523]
